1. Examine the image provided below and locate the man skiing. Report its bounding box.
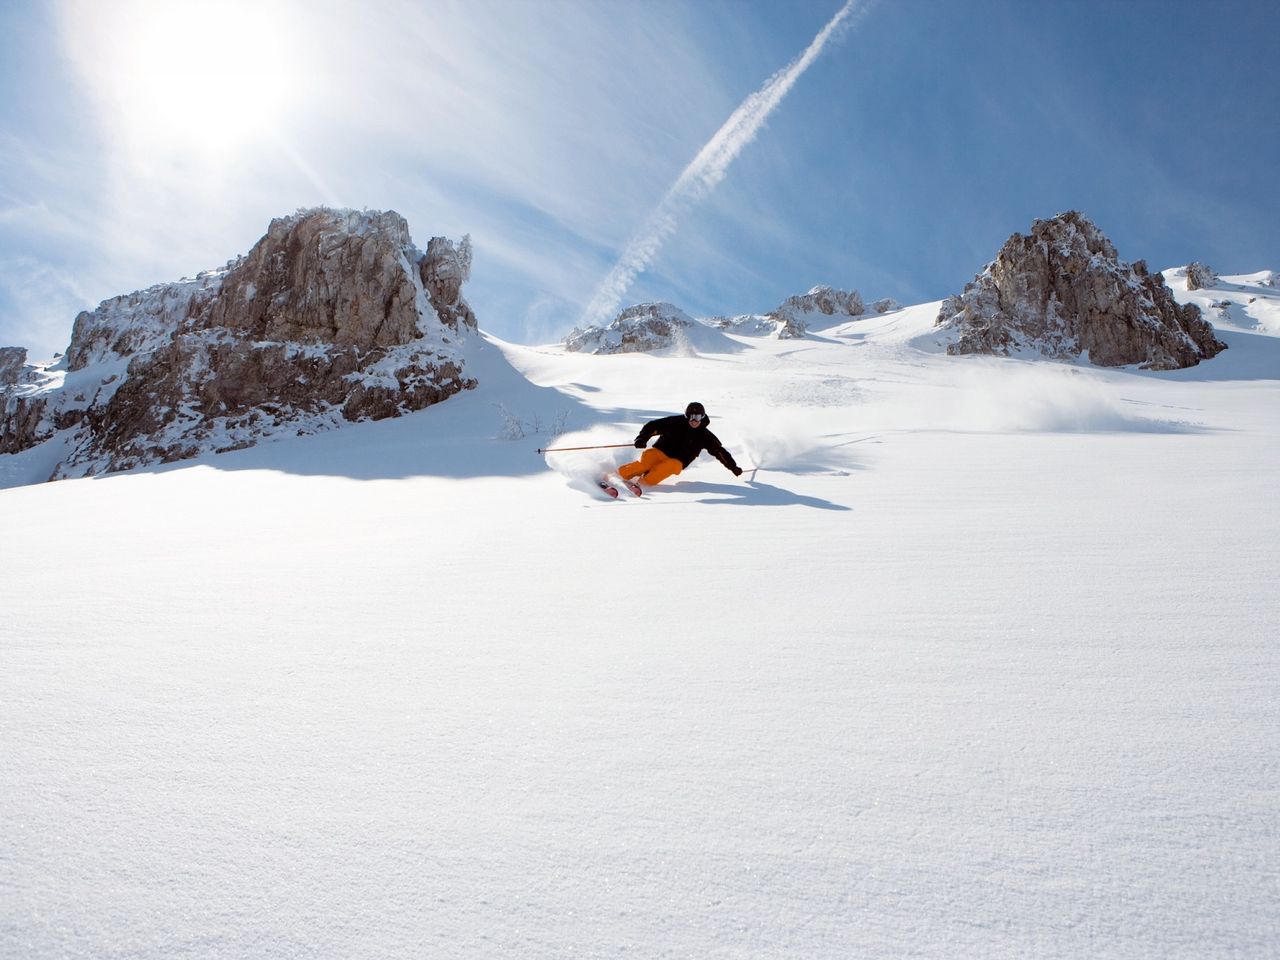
[617,401,744,487]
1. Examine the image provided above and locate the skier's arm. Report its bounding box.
[634,418,660,447]
[705,433,744,476]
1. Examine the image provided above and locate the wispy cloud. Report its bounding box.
[0,256,97,358]
[579,0,870,327]
[293,0,732,245]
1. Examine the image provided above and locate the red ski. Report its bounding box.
[604,473,643,497]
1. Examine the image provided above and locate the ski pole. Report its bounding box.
[535,442,636,454]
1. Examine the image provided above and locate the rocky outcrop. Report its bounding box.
[706,313,784,337]
[711,285,865,339]
[871,298,901,314]
[1185,262,1219,291]
[565,302,700,354]
[768,286,863,338]
[1,208,478,480]
[936,211,1226,369]
[0,346,28,386]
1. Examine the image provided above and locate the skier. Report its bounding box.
[617,401,744,487]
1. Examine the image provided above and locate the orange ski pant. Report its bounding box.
[618,448,683,486]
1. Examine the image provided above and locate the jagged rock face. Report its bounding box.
[936,211,1226,370]
[201,209,427,348]
[1185,262,1219,292]
[1,208,478,479]
[565,302,698,354]
[778,286,864,320]
[871,298,901,314]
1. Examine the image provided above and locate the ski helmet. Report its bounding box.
[685,401,707,418]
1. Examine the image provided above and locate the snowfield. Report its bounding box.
[3,278,1278,958]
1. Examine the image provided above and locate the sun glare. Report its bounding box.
[90,0,302,163]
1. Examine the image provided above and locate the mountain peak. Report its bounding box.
[936,211,1226,370]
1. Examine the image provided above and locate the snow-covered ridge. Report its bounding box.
[710,285,872,340]
[0,207,478,480]
[566,285,875,354]
[564,301,739,355]
[1165,266,1280,336]
[65,266,234,372]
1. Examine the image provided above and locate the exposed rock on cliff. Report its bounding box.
[0,346,28,387]
[1,208,478,479]
[936,211,1226,369]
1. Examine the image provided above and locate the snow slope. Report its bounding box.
[2,286,1278,958]
[1167,267,1280,336]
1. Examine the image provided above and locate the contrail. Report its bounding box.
[580,0,868,328]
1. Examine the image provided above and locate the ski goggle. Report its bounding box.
[688,413,704,422]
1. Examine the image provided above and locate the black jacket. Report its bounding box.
[636,415,741,473]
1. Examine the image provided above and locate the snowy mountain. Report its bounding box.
[562,300,736,355]
[567,286,871,352]
[708,285,867,339]
[2,212,1279,958]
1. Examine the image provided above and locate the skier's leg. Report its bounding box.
[620,448,664,480]
[617,458,643,479]
[638,453,682,486]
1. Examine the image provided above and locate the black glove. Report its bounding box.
[634,436,647,448]
[731,466,743,477]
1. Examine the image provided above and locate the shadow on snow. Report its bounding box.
[653,478,852,511]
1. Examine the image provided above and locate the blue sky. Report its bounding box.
[2,0,1277,359]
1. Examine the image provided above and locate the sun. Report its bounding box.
[73,0,303,163]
